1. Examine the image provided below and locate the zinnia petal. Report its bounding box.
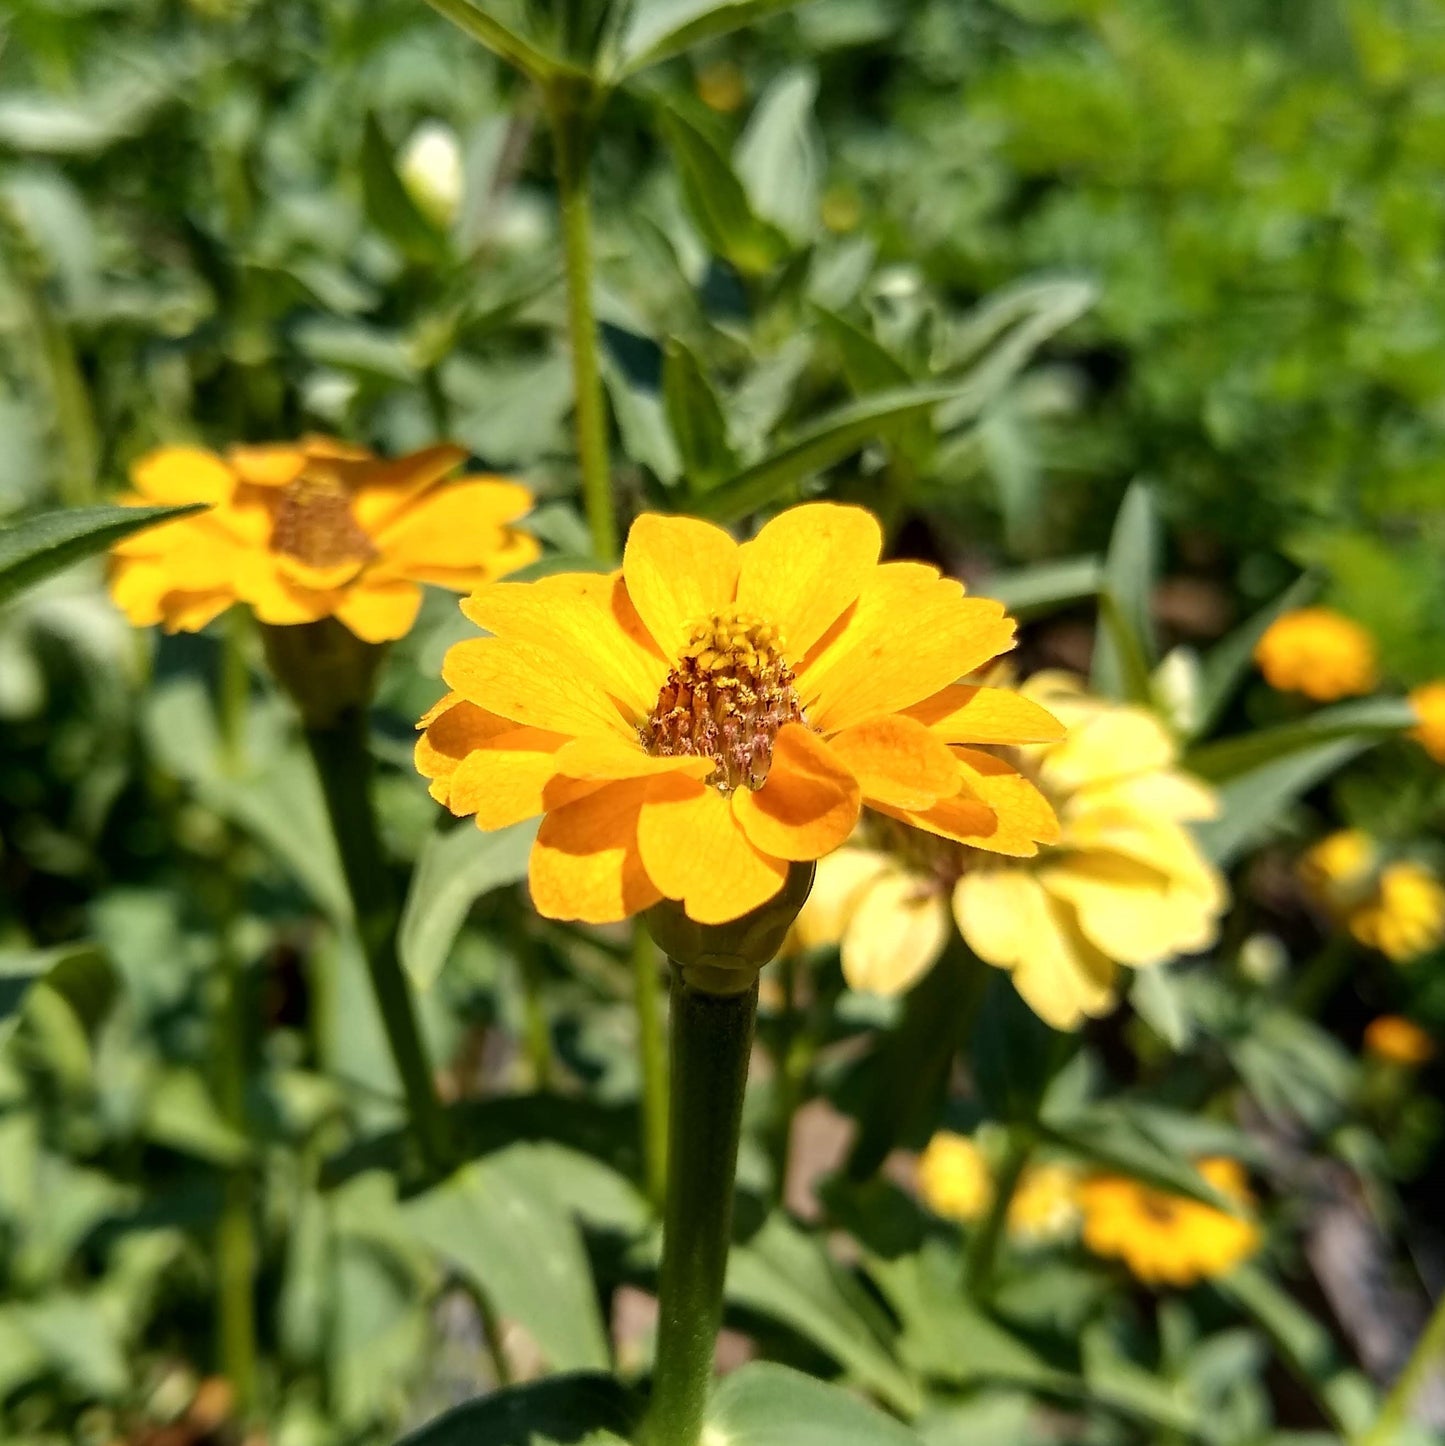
[826,714,962,811]
[331,579,423,642]
[841,871,950,996]
[731,724,861,861]
[905,684,1065,745]
[622,513,740,657]
[132,447,234,505]
[529,779,660,924]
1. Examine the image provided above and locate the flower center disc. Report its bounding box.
[271,471,375,570]
[642,610,803,791]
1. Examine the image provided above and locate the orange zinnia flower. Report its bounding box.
[417,504,1063,926]
[109,439,537,641]
[1253,607,1378,701]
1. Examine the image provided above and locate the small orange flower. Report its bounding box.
[417,504,1063,926]
[109,439,537,642]
[1410,681,1445,764]
[1364,1015,1435,1067]
[1253,607,1378,702]
[1078,1158,1260,1287]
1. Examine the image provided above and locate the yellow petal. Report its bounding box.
[1038,707,1176,795]
[529,779,660,924]
[374,478,534,571]
[735,503,881,656]
[161,589,234,633]
[840,870,950,996]
[799,563,1017,733]
[399,528,541,591]
[347,444,469,533]
[131,446,234,504]
[461,572,669,723]
[790,848,893,953]
[874,785,998,848]
[1072,768,1219,823]
[826,714,961,811]
[731,725,861,862]
[415,696,515,803]
[554,734,714,783]
[952,748,1061,854]
[447,727,573,828]
[637,775,787,924]
[228,443,308,488]
[622,513,740,658]
[327,579,421,642]
[905,684,1065,745]
[234,556,334,625]
[109,558,172,626]
[441,637,632,740]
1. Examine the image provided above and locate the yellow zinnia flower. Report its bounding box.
[1078,1158,1259,1287]
[796,674,1227,1030]
[1410,680,1445,764]
[1253,607,1378,701]
[1363,1015,1435,1067]
[1300,831,1445,963]
[416,504,1062,926]
[109,439,537,642]
[916,1132,1080,1245]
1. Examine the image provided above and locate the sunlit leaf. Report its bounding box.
[704,1362,924,1446]
[1091,481,1159,702]
[615,0,814,78]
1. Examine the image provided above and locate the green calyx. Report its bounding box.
[261,617,386,729]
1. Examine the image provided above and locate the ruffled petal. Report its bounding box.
[951,747,1061,853]
[529,778,660,924]
[826,714,961,811]
[446,727,574,828]
[637,775,788,924]
[622,513,740,658]
[735,503,881,657]
[161,589,234,633]
[414,696,514,804]
[347,444,469,533]
[228,443,308,488]
[905,684,1065,745]
[731,725,860,862]
[841,871,950,996]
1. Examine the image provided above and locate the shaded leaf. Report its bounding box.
[360,114,449,267]
[398,1373,635,1446]
[421,0,581,82]
[705,1361,924,1446]
[616,0,812,78]
[735,68,821,243]
[663,339,737,492]
[1091,482,1159,702]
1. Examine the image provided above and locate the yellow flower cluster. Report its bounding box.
[795,674,1227,1029]
[1363,1015,1435,1067]
[1300,830,1445,963]
[1411,681,1445,764]
[1254,607,1378,702]
[110,439,536,642]
[915,1133,1080,1245]
[1078,1158,1260,1287]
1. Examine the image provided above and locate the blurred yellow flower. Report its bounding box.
[916,1132,1080,1245]
[109,439,536,642]
[1253,607,1378,701]
[696,60,746,113]
[1078,1158,1259,1287]
[1301,831,1445,963]
[795,674,1227,1030]
[1363,1015,1435,1067]
[1410,681,1445,764]
[416,505,1062,926]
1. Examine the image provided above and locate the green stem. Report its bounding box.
[516,928,554,1091]
[1359,1290,1445,1446]
[964,1130,1032,1298]
[304,707,452,1173]
[633,926,669,1212]
[767,952,815,1205]
[218,609,250,776]
[547,85,617,562]
[642,971,757,1446]
[1290,934,1354,1016]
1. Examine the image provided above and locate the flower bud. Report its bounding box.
[261,618,385,729]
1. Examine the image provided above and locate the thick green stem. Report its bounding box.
[515,928,554,1091]
[642,971,757,1446]
[633,927,669,1212]
[547,88,617,562]
[964,1130,1032,1298]
[218,610,250,776]
[1359,1290,1445,1446]
[305,707,452,1172]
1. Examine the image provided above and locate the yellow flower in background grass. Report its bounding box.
[1253,607,1378,701]
[1078,1158,1259,1287]
[795,674,1227,1030]
[916,1132,1080,1245]
[417,504,1062,926]
[1410,681,1445,764]
[109,439,537,642]
[1363,1016,1435,1067]
[1300,831,1445,963]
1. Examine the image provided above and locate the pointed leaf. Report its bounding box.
[984,556,1103,619]
[1091,482,1159,701]
[705,1362,924,1446]
[420,0,580,81]
[735,68,822,243]
[360,114,449,267]
[663,339,736,492]
[616,0,812,78]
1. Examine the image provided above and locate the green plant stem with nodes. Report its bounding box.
[964,1129,1033,1297]
[641,971,757,1446]
[633,927,669,1211]
[545,81,617,563]
[1359,1289,1445,1446]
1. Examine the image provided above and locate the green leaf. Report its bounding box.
[402,1147,612,1373]
[143,1067,251,1166]
[360,114,449,267]
[1,942,115,1060]
[0,504,203,608]
[420,0,581,82]
[971,971,1065,1123]
[735,68,822,243]
[1091,482,1159,702]
[704,1362,924,1446]
[1081,1325,1201,1435]
[399,820,537,990]
[984,556,1103,619]
[398,1375,634,1446]
[725,1216,920,1416]
[659,107,791,275]
[811,307,930,462]
[616,0,813,78]
[663,339,737,492]
[1193,571,1320,739]
[1184,697,1416,782]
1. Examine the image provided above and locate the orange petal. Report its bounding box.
[905,684,1065,745]
[131,447,234,505]
[233,555,334,625]
[622,513,739,658]
[637,775,788,924]
[528,778,661,924]
[799,562,1018,734]
[331,579,423,642]
[161,590,234,632]
[826,714,961,811]
[554,735,715,783]
[875,786,999,848]
[400,529,540,591]
[441,636,632,739]
[950,747,1061,855]
[346,444,469,533]
[373,478,534,572]
[415,696,514,802]
[731,726,860,861]
[461,572,668,723]
[735,503,881,656]
[447,727,574,828]
[228,443,307,488]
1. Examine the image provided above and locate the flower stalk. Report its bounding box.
[964,1129,1032,1297]
[633,926,669,1211]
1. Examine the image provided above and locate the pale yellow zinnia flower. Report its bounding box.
[1253,607,1378,702]
[916,1132,1079,1245]
[794,674,1228,1030]
[1300,831,1445,963]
